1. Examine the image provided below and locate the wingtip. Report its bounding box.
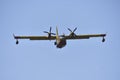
[13,33,15,37]
[13,34,16,39]
[102,34,106,37]
[104,34,107,37]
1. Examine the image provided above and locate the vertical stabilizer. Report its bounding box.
[56,26,59,40]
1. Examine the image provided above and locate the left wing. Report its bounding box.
[14,35,56,40]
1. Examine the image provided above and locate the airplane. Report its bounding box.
[13,27,106,48]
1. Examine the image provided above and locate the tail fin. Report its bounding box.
[56,26,59,40]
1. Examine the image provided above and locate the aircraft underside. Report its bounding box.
[13,27,106,49]
[55,39,66,48]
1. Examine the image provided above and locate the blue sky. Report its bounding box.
[0,0,120,80]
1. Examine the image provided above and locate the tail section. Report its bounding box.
[56,26,60,40]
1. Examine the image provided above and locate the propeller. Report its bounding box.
[68,27,77,37]
[43,27,56,38]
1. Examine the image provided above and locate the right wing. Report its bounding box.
[64,34,106,40]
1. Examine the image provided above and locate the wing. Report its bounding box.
[64,34,106,40]
[14,35,56,40]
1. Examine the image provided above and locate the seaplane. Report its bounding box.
[14,27,106,48]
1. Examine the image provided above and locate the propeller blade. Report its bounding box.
[68,28,72,32]
[51,33,56,35]
[50,27,52,33]
[43,31,49,33]
[73,27,77,32]
[67,27,77,37]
